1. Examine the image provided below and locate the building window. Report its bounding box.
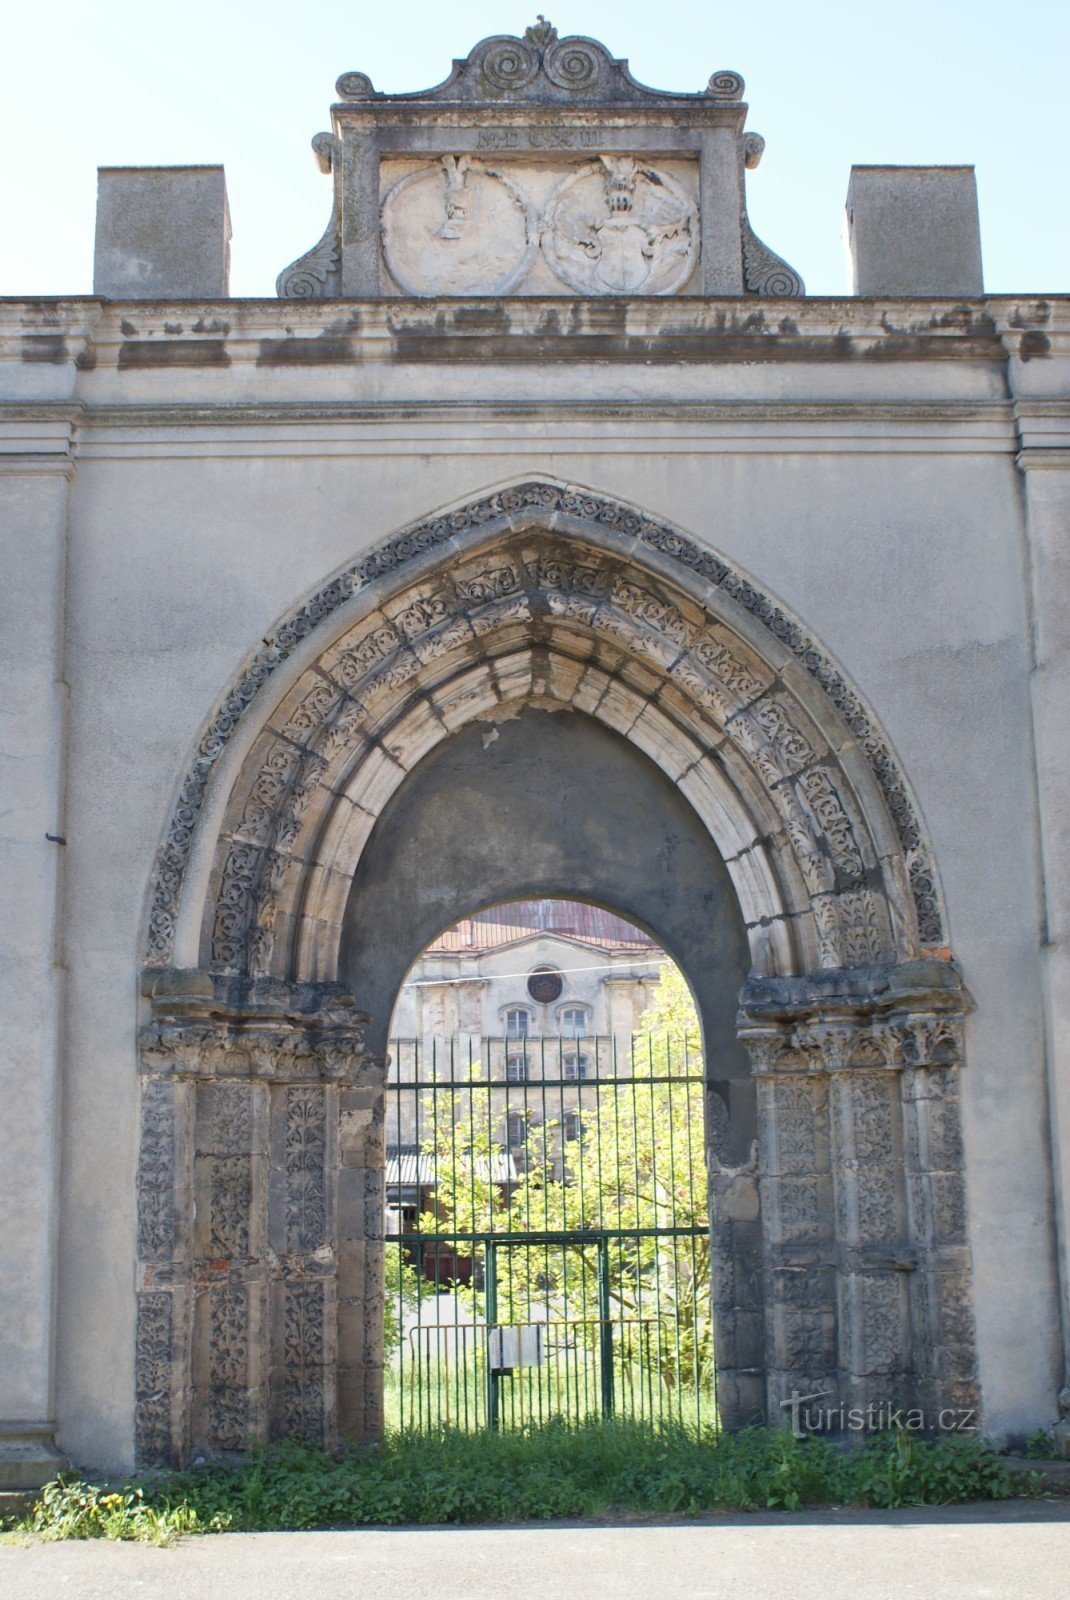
[505,1008,530,1039]
[563,1054,589,1082]
[563,1110,582,1143]
[561,1007,588,1036]
[506,1111,527,1148]
[506,1055,528,1083]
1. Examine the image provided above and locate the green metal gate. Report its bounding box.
[384,1033,715,1433]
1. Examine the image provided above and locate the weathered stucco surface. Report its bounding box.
[0,292,1064,1469]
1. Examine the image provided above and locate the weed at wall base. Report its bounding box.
[3,1422,1019,1541]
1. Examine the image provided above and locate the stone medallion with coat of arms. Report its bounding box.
[541,156,699,295]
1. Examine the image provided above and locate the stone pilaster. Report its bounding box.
[748,1035,838,1427]
[0,427,75,1488]
[706,1085,766,1427]
[738,961,977,1436]
[896,1016,978,1422]
[136,969,377,1467]
[337,1074,387,1442]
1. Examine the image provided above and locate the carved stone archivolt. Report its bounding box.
[144,483,944,995]
[135,969,384,1467]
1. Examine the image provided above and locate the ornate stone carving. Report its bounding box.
[140,975,375,1086]
[858,1273,906,1374]
[137,1078,176,1260]
[741,963,977,1427]
[144,485,945,973]
[706,70,745,102]
[285,1088,328,1253]
[281,22,801,295]
[382,159,538,297]
[541,158,698,296]
[282,1282,326,1439]
[742,219,805,297]
[135,1292,175,1467]
[209,1157,251,1259]
[207,1285,249,1451]
[277,218,341,300]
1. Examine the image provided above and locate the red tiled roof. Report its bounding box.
[426,899,661,955]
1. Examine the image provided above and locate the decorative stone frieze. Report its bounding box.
[135,970,383,1467]
[733,961,978,1432]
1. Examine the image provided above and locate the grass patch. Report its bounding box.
[3,1422,1020,1542]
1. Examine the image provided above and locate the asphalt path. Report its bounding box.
[3,1500,1069,1600]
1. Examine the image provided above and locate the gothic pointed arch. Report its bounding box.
[142,479,945,987]
[134,480,977,1468]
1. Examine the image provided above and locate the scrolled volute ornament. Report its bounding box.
[335,71,377,101]
[706,69,745,100]
[478,37,540,94]
[544,37,602,92]
[742,220,805,298]
[276,222,341,300]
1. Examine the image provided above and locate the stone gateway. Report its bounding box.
[1,21,1068,1485]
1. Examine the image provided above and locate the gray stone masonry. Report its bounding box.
[846,166,983,296]
[93,166,231,299]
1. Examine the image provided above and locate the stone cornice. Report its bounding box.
[737,960,971,1073]
[1,297,1065,374]
[140,968,379,1085]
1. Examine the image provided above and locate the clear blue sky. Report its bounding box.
[1,0,1066,298]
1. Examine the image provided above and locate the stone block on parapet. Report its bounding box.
[846,166,983,297]
[94,166,231,299]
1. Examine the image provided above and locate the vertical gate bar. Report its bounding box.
[432,1034,442,1433]
[448,1032,459,1429]
[609,1034,624,1417]
[485,1237,498,1431]
[469,1036,479,1429]
[594,1035,605,1422]
[598,1234,614,1419]
[666,1036,684,1427]
[398,1040,406,1434]
[650,1031,667,1427]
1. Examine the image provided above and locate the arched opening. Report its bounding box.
[339,702,755,1436]
[136,481,975,1468]
[382,897,717,1433]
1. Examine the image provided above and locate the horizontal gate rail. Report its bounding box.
[395,1227,707,1244]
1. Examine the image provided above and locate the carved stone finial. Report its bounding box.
[524,14,558,50]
